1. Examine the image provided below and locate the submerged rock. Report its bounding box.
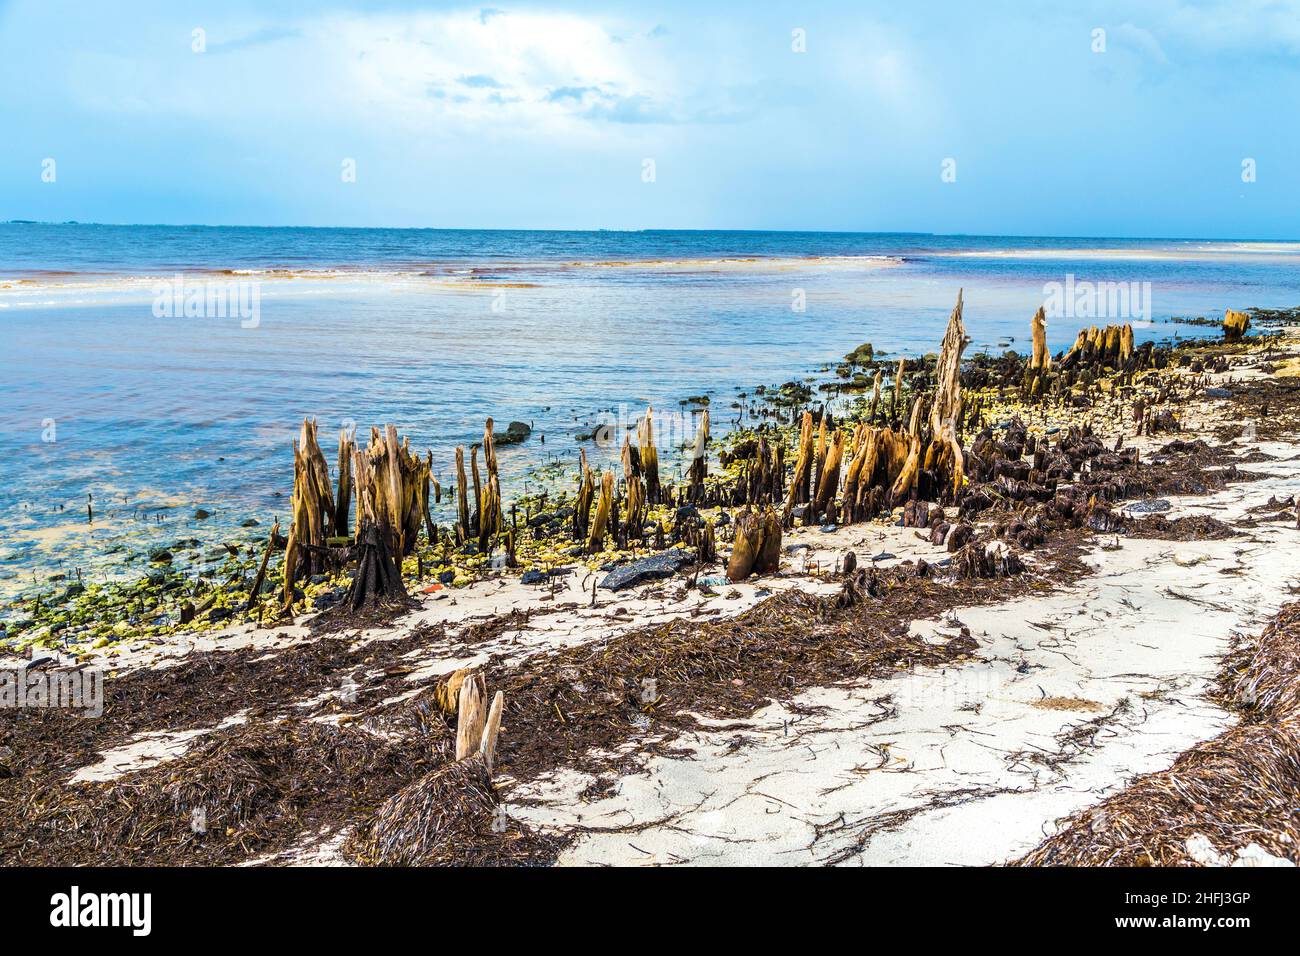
[598,549,692,591]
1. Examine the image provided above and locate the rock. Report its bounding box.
[494,422,532,446]
[241,518,260,528]
[193,509,212,520]
[520,569,548,586]
[1123,498,1171,514]
[674,504,701,525]
[1204,386,1232,399]
[598,549,692,591]
[438,570,456,585]
[149,549,173,564]
[945,525,974,553]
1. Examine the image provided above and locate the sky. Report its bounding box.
[1,0,1298,237]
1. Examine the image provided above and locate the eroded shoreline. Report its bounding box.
[3,310,1300,867]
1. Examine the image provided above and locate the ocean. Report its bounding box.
[2,223,1299,607]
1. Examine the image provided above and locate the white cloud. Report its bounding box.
[314,9,690,131]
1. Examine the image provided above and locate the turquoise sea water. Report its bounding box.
[2,224,1298,604]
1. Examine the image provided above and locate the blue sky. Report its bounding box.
[1,0,1298,237]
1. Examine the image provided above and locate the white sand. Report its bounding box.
[505,453,1300,866]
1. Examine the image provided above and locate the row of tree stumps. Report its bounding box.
[276,292,981,608]
[283,288,1194,607]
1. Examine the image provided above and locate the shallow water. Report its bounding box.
[2,225,1298,608]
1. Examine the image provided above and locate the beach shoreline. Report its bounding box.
[4,301,1299,867]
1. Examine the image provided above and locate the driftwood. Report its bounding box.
[638,408,661,503]
[454,446,470,545]
[622,436,646,534]
[809,430,844,524]
[479,419,502,552]
[726,507,782,581]
[283,418,337,608]
[892,357,907,424]
[1224,309,1250,342]
[688,409,710,500]
[244,518,280,614]
[1029,306,1050,372]
[1060,323,1134,369]
[782,411,815,522]
[587,470,614,554]
[922,290,968,500]
[346,425,429,607]
[574,450,595,541]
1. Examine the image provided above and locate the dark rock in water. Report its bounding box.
[598,549,692,591]
[1124,498,1172,514]
[1204,387,1232,399]
[520,569,548,586]
[242,518,260,528]
[193,509,212,520]
[63,582,85,599]
[438,570,456,584]
[495,421,533,446]
[149,549,173,564]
